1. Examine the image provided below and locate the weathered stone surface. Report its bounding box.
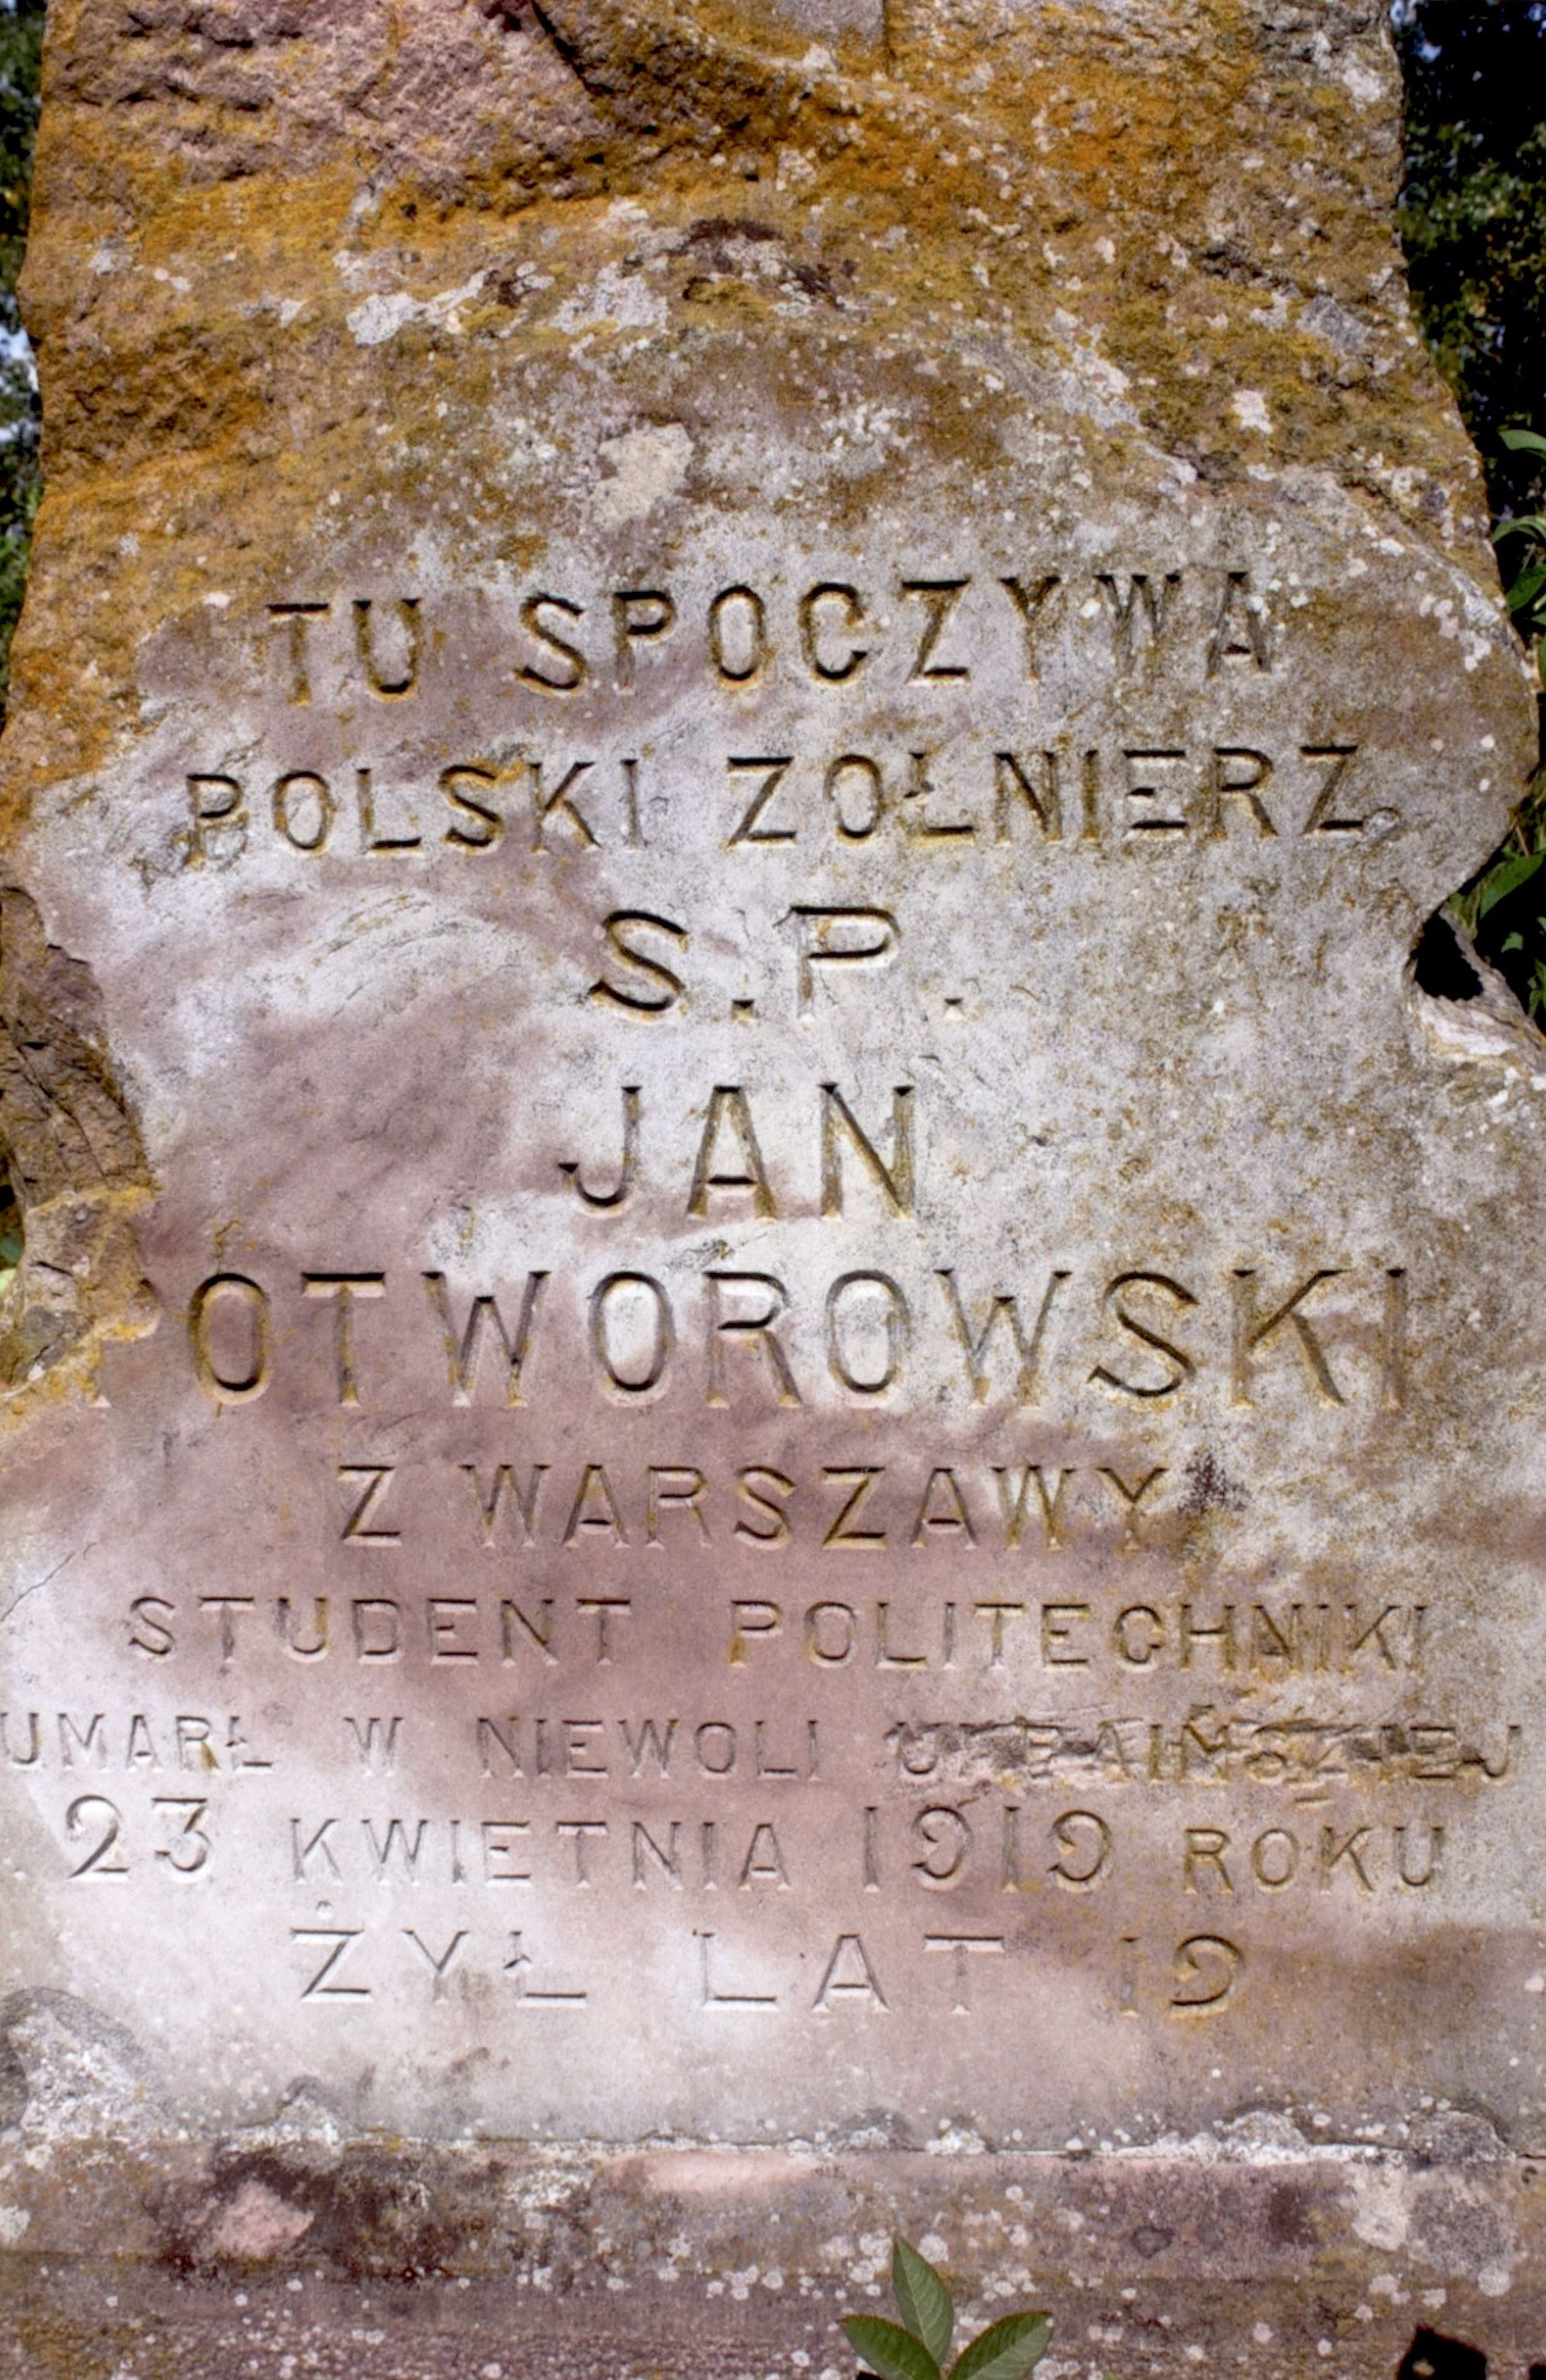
[1,0,1543,2364]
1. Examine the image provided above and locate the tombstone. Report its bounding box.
[0,0,1543,2369]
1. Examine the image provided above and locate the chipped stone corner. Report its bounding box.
[1407,908,1546,1074]
[0,884,157,1410]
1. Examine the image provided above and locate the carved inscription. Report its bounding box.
[2,507,1506,2126]
[261,573,1273,703]
[187,740,1384,867]
[185,1257,1409,1413]
[147,525,1441,2047]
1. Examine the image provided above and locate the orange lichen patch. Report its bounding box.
[0,0,1504,842]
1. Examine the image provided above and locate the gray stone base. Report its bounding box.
[3,2145,1543,2378]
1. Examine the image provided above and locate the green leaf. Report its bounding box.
[949,2313,1053,2380]
[893,2240,955,2367]
[1477,847,1546,917]
[1495,517,1546,543]
[1506,566,1546,612]
[843,2316,942,2380]
[1500,428,1546,460]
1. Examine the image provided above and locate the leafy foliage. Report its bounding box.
[891,2236,956,2367]
[1394,0,1546,517]
[1394,1,1546,1019]
[1493,424,1546,650]
[1447,736,1546,1017]
[948,2316,1054,2380]
[842,2240,1051,2380]
[1443,431,1546,1018]
[844,2316,949,2380]
[0,0,41,718]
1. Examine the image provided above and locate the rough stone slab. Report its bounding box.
[3,2148,1546,2378]
[1,0,1543,2365]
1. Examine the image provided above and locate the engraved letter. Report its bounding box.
[1206,571,1271,673]
[1170,1934,1242,2012]
[1050,1809,1112,1888]
[303,1273,386,1408]
[826,1271,908,1395]
[1394,1822,1443,1888]
[901,579,971,681]
[272,772,335,854]
[998,574,1061,676]
[590,912,688,1015]
[799,583,870,682]
[463,1462,548,1545]
[1317,1825,1375,1893]
[353,596,420,697]
[441,763,503,851]
[530,759,597,852]
[1091,1271,1197,1400]
[825,753,885,842]
[1183,1827,1233,1892]
[705,1272,802,1407]
[688,1087,778,1219]
[516,593,587,692]
[709,585,769,684]
[1097,571,1181,669]
[993,752,1061,842]
[1203,747,1276,839]
[189,1273,270,1406]
[561,1085,640,1209]
[938,1268,1068,1403]
[924,1933,1003,2013]
[292,1926,369,2000]
[911,1804,972,1886]
[590,1271,674,1394]
[424,1271,548,1406]
[344,1716,403,1773]
[1230,1268,1346,1406]
[727,756,797,846]
[787,907,898,1012]
[813,1932,888,2011]
[130,1598,176,1658]
[404,1927,468,1997]
[1300,744,1366,835]
[697,1929,778,2008]
[338,1465,400,1545]
[820,1084,914,1216]
[611,589,676,688]
[185,773,247,865]
[735,1468,794,1546]
[268,600,329,704]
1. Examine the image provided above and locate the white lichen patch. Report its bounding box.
[593,423,694,529]
[554,264,669,337]
[347,274,486,348]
